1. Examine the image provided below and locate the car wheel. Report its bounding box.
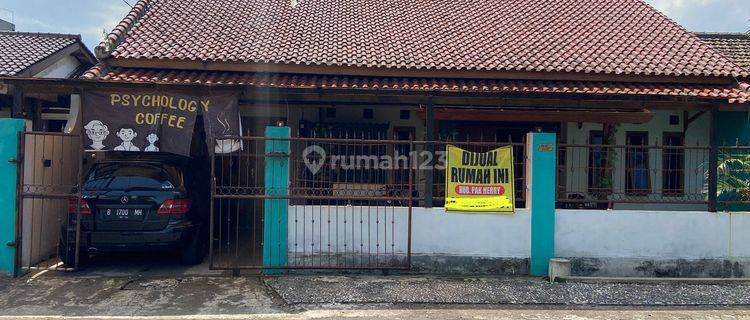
[180,235,204,265]
[58,240,86,268]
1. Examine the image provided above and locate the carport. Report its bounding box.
[2,77,421,275]
[0,79,240,275]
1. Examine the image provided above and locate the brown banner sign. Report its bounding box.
[82,91,240,156]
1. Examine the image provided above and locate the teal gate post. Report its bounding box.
[526,132,557,276]
[263,126,290,274]
[0,119,25,276]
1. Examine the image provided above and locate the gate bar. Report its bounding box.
[13,131,24,276]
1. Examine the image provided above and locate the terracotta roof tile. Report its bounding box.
[696,33,750,71]
[100,0,747,78]
[80,66,750,104]
[0,31,79,76]
[740,82,750,94]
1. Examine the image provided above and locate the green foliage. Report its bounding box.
[715,153,750,202]
[591,125,619,198]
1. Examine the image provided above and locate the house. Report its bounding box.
[0,29,96,131]
[0,28,96,275]
[78,0,750,210]
[0,18,13,31]
[696,32,750,72]
[696,32,750,146]
[7,0,750,276]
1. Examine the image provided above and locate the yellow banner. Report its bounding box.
[445,145,515,213]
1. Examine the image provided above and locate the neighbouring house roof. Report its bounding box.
[81,65,750,104]
[96,0,747,79]
[696,32,750,71]
[0,31,94,77]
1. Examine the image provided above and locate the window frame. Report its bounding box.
[625,131,651,196]
[661,132,685,196]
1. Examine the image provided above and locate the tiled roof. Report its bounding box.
[99,0,747,78]
[741,82,750,95]
[0,31,80,76]
[696,33,750,71]
[80,66,750,104]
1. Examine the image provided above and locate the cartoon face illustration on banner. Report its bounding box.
[145,133,160,152]
[114,126,140,151]
[84,120,109,150]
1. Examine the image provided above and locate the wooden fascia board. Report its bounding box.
[245,100,720,112]
[1,77,241,95]
[416,108,655,124]
[106,57,737,85]
[2,77,732,111]
[267,90,726,110]
[257,89,728,110]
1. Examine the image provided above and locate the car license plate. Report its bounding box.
[103,208,144,220]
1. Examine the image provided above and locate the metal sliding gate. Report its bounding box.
[209,136,413,270]
[16,132,83,272]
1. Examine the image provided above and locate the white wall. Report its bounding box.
[563,110,711,210]
[730,213,750,258]
[33,55,81,79]
[556,209,738,259]
[288,206,530,258]
[287,206,750,263]
[565,111,708,146]
[411,207,530,257]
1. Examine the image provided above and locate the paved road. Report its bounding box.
[1,309,750,320]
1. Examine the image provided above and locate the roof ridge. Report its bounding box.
[694,32,750,39]
[95,0,152,60]
[0,31,81,40]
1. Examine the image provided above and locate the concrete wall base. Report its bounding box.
[282,254,528,275]
[280,254,750,278]
[567,257,750,278]
[410,255,528,275]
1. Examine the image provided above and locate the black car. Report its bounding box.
[60,158,209,266]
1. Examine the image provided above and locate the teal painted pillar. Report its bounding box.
[263,126,290,274]
[527,132,557,277]
[0,119,25,276]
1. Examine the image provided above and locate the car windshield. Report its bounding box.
[84,163,183,191]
